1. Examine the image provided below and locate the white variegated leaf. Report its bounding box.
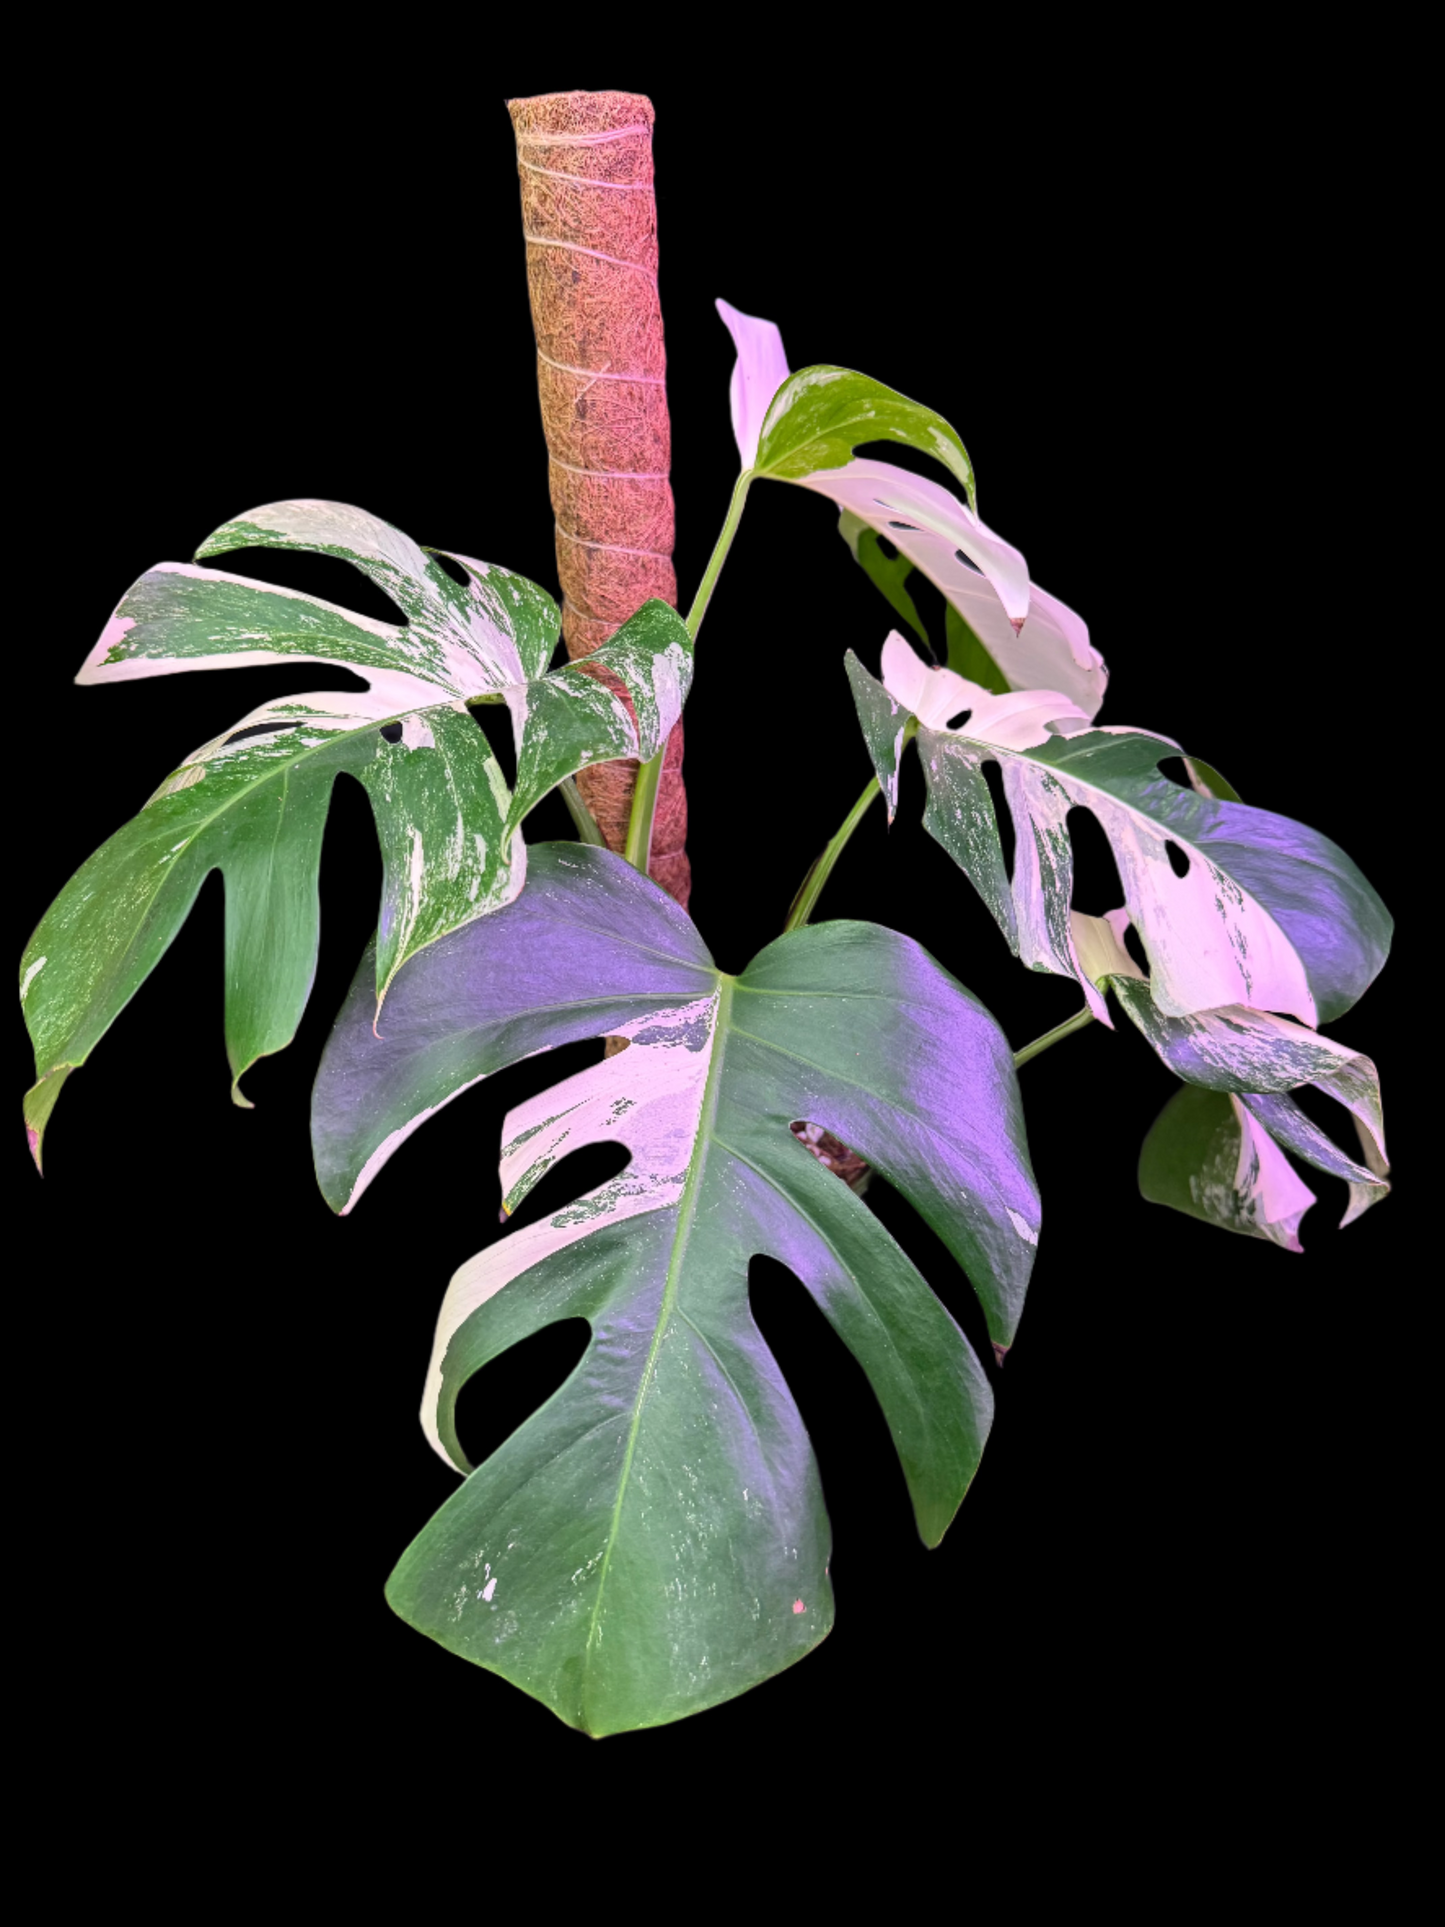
[1074,909,1391,1237]
[22,502,691,1164]
[717,300,1108,717]
[850,636,1391,1029]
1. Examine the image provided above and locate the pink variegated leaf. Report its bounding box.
[849,637,1391,1028]
[717,299,1108,717]
[1073,909,1390,1237]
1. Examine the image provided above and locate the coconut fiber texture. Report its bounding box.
[508,90,690,907]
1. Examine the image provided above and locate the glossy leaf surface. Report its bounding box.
[312,844,1039,1734]
[20,501,690,1164]
[717,300,1108,715]
[850,636,1391,1028]
[1074,909,1390,1243]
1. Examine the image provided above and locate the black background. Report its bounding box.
[17,67,1413,1787]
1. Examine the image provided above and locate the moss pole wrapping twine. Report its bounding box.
[507,90,690,908]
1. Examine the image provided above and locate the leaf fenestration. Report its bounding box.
[21,502,692,1162]
[850,639,1391,1028]
[312,844,1039,1735]
[717,300,1108,714]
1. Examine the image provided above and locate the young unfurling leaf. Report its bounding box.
[717,300,1107,715]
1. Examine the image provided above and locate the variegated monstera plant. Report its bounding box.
[19,299,1392,1737]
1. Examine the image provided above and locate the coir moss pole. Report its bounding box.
[507,89,690,907]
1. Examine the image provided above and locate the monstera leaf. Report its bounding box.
[20,501,691,1164]
[311,843,1039,1735]
[1071,909,1390,1249]
[848,635,1391,1029]
[716,299,1108,716]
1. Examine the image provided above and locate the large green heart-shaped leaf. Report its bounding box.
[312,844,1039,1735]
[848,637,1391,1029]
[1071,909,1390,1248]
[20,502,691,1165]
[717,301,1108,715]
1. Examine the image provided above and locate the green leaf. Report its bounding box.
[944,603,1011,696]
[843,652,912,821]
[21,502,691,1164]
[755,365,976,506]
[841,515,932,651]
[838,520,1014,698]
[312,844,1040,1735]
[504,599,692,838]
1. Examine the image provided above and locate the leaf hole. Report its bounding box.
[1157,756,1192,789]
[953,549,984,574]
[1287,1083,1369,1168]
[224,719,306,746]
[856,439,969,502]
[469,700,517,788]
[199,547,409,630]
[874,533,901,561]
[890,568,947,664]
[378,722,404,744]
[982,759,1016,881]
[500,1141,631,1232]
[450,1319,592,1472]
[429,550,471,586]
[945,709,973,731]
[746,1256,919,1560]
[1066,806,1128,915]
[887,520,920,532]
[1124,923,1151,975]
[789,1121,870,1190]
[1164,840,1191,879]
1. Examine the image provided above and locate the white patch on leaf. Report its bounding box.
[422,992,722,1469]
[1006,1208,1039,1246]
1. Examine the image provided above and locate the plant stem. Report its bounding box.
[783,780,881,932]
[559,776,607,847]
[624,471,754,876]
[622,750,666,873]
[683,472,754,646]
[1012,1004,1095,1068]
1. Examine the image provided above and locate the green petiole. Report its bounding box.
[1012,1004,1096,1068]
[783,780,882,933]
[623,472,754,876]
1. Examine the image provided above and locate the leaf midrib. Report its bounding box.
[580,976,734,1706]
